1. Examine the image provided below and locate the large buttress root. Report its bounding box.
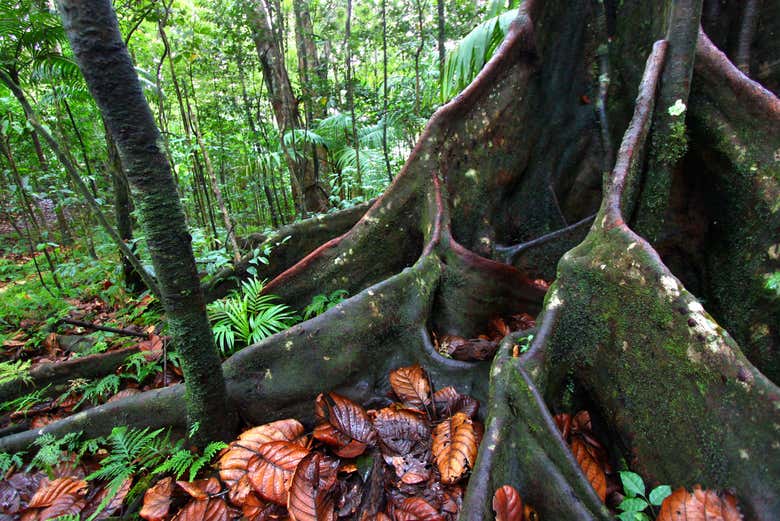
[2,3,778,520]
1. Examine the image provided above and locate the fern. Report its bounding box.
[207,278,297,356]
[0,359,32,385]
[28,431,83,473]
[0,385,51,414]
[0,451,25,474]
[63,374,121,410]
[151,440,226,481]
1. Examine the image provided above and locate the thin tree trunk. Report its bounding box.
[186,69,241,262]
[57,0,231,444]
[437,0,445,79]
[246,0,328,215]
[105,123,144,293]
[345,0,362,197]
[382,0,392,182]
[413,0,425,117]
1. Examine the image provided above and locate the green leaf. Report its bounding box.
[617,512,636,521]
[618,497,648,513]
[649,485,672,506]
[619,471,645,498]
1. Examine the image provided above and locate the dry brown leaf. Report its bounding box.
[218,418,305,489]
[177,477,221,500]
[242,491,287,521]
[432,386,479,418]
[570,437,606,502]
[432,412,480,484]
[37,493,87,520]
[247,440,309,505]
[492,485,523,521]
[393,497,444,521]
[287,452,339,521]
[314,392,376,458]
[657,486,743,521]
[106,388,142,403]
[553,413,572,442]
[140,476,174,521]
[171,498,229,521]
[227,474,254,507]
[82,477,132,520]
[389,365,432,411]
[27,477,88,509]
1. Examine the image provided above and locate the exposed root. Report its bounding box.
[0,346,141,403]
[734,0,760,75]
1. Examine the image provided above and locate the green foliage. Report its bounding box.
[207,278,297,356]
[151,440,226,481]
[59,374,121,410]
[28,431,83,474]
[0,359,32,384]
[0,450,25,474]
[303,289,348,320]
[764,271,780,298]
[441,8,518,101]
[0,384,51,415]
[616,471,672,521]
[122,351,163,383]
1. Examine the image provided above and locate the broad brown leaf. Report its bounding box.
[432,386,479,419]
[247,440,309,505]
[370,407,431,457]
[177,477,221,500]
[393,497,444,521]
[219,419,305,489]
[553,413,572,442]
[432,413,480,484]
[287,452,339,521]
[657,486,743,521]
[27,477,88,508]
[242,492,287,521]
[227,474,254,507]
[140,476,174,521]
[37,493,87,520]
[171,498,229,521]
[314,393,376,458]
[82,477,132,520]
[570,437,606,502]
[493,485,523,521]
[389,365,432,411]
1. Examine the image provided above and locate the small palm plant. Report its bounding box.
[207,278,297,356]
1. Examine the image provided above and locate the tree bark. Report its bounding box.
[56,0,231,444]
[246,0,329,215]
[3,2,778,519]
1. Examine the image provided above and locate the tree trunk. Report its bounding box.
[345,0,362,197]
[57,0,231,445]
[246,0,329,215]
[3,1,778,519]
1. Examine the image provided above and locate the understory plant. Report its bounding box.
[207,278,297,356]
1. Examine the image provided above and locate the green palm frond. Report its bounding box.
[441,8,519,101]
[207,278,297,356]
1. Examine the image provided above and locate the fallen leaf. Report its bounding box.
[82,477,132,520]
[314,392,376,458]
[657,486,742,521]
[493,485,523,521]
[247,440,309,505]
[218,419,305,490]
[177,477,221,500]
[571,437,606,502]
[140,476,174,521]
[27,477,88,508]
[432,387,479,419]
[171,497,229,521]
[432,413,480,484]
[287,452,339,521]
[241,492,287,521]
[393,497,444,521]
[389,365,432,411]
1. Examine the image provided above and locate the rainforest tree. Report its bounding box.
[0,0,778,520]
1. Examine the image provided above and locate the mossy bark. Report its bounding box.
[57,0,231,444]
[4,1,778,518]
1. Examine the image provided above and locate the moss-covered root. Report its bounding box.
[545,223,780,521]
[203,201,372,302]
[461,337,612,521]
[0,385,186,453]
